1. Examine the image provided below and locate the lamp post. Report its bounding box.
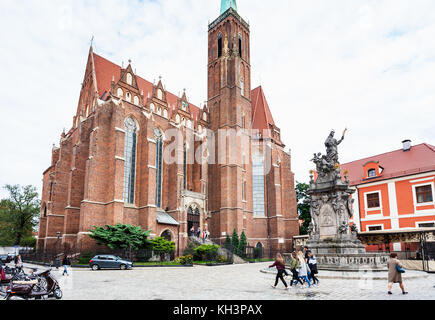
[56,232,61,269]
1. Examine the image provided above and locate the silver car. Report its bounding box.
[89,255,133,271]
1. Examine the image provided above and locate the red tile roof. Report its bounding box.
[92,52,201,123]
[92,51,277,131]
[251,86,275,130]
[341,143,435,186]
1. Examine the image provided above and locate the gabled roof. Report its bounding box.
[342,143,435,186]
[251,86,275,130]
[92,51,201,124]
[91,51,279,132]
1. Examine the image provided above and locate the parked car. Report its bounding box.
[89,255,133,271]
[0,254,15,264]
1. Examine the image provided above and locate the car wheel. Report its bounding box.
[91,264,100,271]
[120,264,127,270]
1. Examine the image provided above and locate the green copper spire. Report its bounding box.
[220,0,237,15]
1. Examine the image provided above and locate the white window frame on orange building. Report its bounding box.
[363,190,383,218]
[411,181,434,213]
[366,224,384,231]
[416,221,435,228]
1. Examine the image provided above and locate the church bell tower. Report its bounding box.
[207,0,253,244]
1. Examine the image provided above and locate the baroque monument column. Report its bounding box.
[307,130,388,271]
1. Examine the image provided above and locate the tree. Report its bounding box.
[89,224,152,252]
[151,237,176,262]
[231,229,239,254]
[0,185,40,246]
[238,231,248,257]
[296,182,311,235]
[224,234,232,251]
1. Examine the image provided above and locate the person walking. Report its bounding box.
[190,226,195,237]
[296,251,311,288]
[307,251,319,285]
[289,252,300,287]
[269,253,289,290]
[387,253,408,295]
[62,256,71,276]
[15,254,23,269]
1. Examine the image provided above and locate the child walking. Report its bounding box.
[296,251,311,288]
[289,252,300,287]
[269,253,289,290]
[307,251,319,285]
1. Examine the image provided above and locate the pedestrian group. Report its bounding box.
[270,246,319,290]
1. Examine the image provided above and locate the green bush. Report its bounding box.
[217,255,227,263]
[194,244,219,261]
[175,254,193,265]
[183,242,198,256]
[78,252,95,265]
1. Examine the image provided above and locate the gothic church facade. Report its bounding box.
[37,1,299,254]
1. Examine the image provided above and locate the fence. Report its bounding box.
[20,244,175,266]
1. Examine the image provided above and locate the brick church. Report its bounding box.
[37,0,299,255]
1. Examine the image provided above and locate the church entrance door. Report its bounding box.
[187,206,200,237]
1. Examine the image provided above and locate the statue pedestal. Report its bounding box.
[307,238,388,271]
[307,180,388,271]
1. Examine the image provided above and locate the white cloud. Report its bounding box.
[0,0,434,200]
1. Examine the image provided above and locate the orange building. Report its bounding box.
[342,140,435,252]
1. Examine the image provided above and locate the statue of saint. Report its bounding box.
[325,129,347,164]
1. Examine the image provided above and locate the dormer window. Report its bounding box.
[203,113,207,121]
[126,92,131,103]
[163,109,168,118]
[182,101,188,111]
[117,88,123,98]
[134,96,139,105]
[126,73,133,86]
[157,89,163,100]
[175,114,181,124]
[150,103,155,112]
[368,169,376,178]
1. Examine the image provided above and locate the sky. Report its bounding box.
[0,0,434,200]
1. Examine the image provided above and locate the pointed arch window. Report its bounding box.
[240,78,244,97]
[183,143,188,190]
[239,33,243,58]
[218,33,223,58]
[155,128,163,208]
[252,152,265,217]
[123,118,137,204]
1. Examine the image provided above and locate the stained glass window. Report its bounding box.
[155,129,163,208]
[184,143,187,190]
[123,118,137,204]
[252,152,265,217]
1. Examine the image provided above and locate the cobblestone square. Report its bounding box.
[12,262,434,301]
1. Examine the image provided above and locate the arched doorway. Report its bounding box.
[187,205,200,237]
[256,243,263,259]
[161,230,172,242]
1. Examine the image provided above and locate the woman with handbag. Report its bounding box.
[387,252,408,295]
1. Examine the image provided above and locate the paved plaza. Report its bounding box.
[7,262,433,300]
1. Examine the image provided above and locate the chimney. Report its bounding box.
[402,139,412,151]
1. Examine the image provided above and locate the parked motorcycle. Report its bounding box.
[4,269,62,300]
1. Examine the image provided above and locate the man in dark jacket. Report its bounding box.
[307,251,319,285]
[62,256,71,276]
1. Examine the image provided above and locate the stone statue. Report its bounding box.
[325,128,347,164]
[306,129,389,271]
